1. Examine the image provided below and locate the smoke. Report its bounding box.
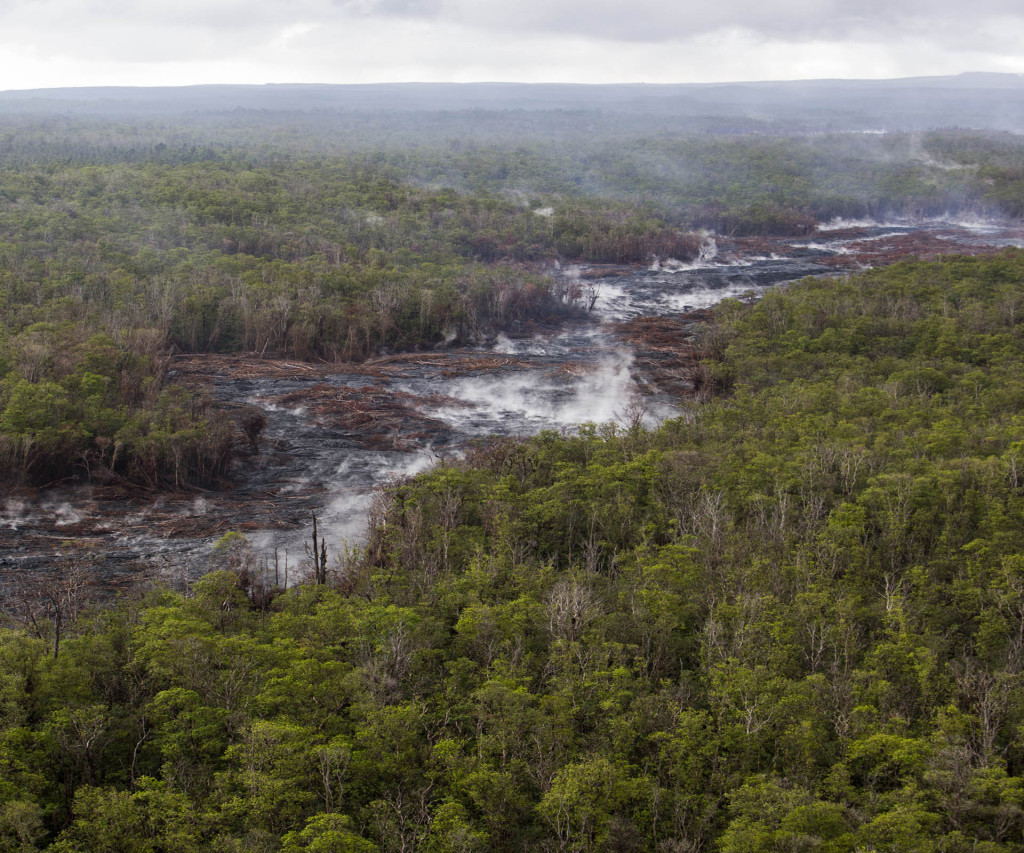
[491,333,563,355]
[588,282,636,321]
[422,351,639,435]
[818,216,887,230]
[321,451,435,547]
[649,235,719,273]
[51,502,82,527]
[1,498,28,530]
[0,497,83,529]
[792,241,854,254]
[662,282,766,312]
[820,214,1009,232]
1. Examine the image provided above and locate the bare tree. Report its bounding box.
[546,579,597,643]
[1,556,100,659]
[307,512,329,585]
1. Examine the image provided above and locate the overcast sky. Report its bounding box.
[1,0,1023,89]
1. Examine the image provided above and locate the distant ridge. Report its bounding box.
[1,73,1023,131]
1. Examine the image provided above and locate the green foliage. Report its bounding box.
[0,321,234,487]
[8,235,1024,847]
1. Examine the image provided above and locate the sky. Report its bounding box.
[1,0,1024,89]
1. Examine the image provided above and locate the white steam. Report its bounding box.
[421,351,638,435]
[662,282,765,312]
[649,234,719,272]
[52,502,82,527]
[1,498,28,530]
[819,214,1010,233]
[322,451,435,548]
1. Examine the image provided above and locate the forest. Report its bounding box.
[1,253,1024,849]
[0,156,698,487]
[2,120,1024,488]
[3,93,1024,849]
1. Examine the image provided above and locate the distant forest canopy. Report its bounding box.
[2,108,1024,229]
[3,77,1024,233]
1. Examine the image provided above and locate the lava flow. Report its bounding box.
[2,217,1022,585]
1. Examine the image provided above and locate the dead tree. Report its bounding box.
[307,512,329,585]
[1,557,100,659]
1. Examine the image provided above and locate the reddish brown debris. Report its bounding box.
[613,314,707,398]
[171,354,331,382]
[816,232,1006,269]
[259,383,462,452]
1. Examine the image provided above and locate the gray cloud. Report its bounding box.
[7,0,1024,47]
[434,0,1024,47]
[336,0,444,18]
[0,0,1023,86]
